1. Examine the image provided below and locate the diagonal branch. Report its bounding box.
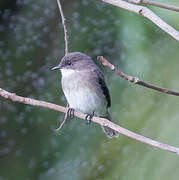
[98,56,179,96]
[0,87,179,154]
[56,0,69,55]
[102,0,179,41]
[126,0,179,12]
[55,103,69,131]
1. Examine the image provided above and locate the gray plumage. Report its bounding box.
[56,52,119,138]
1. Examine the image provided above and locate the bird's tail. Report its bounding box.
[101,112,120,138]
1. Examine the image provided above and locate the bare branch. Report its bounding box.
[55,103,69,131]
[126,0,179,12]
[56,0,69,55]
[0,87,179,154]
[102,0,179,41]
[98,56,179,96]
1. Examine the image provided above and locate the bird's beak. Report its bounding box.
[51,65,61,70]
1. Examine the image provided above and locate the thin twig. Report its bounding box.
[55,115,67,131]
[97,56,179,96]
[56,0,69,55]
[0,87,179,154]
[102,0,179,41]
[55,103,69,131]
[126,0,179,12]
[56,0,69,128]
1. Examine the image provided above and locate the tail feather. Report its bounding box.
[101,113,120,138]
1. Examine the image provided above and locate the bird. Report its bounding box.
[52,52,119,138]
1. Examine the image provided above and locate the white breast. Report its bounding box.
[61,69,107,116]
[64,87,106,116]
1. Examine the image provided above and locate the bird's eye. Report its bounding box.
[67,61,71,65]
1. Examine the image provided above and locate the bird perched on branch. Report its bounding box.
[52,52,119,138]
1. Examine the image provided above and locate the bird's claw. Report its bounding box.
[67,108,75,119]
[85,111,94,124]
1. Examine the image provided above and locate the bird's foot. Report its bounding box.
[85,111,94,124]
[67,108,75,119]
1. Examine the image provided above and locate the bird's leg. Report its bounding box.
[85,111,94,124]
[67,108,75,119]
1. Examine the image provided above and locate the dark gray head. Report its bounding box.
[51,52,94,71]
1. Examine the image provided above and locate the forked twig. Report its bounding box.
[1,87,179,154]
[103,0,179,41]
[126,0,179,12]
[98,56,179,96]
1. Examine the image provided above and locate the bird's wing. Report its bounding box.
[92,68,111,108]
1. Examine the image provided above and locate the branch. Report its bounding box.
[55,103,69,131]
[126,0,179,12]
[98,56,179,96]
[0,87,179,154]
[56,0,69,55]
[102,0,179,41]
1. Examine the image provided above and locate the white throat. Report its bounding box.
[61,69,78,78]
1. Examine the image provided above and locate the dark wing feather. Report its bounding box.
[93,68,111,108]
[98,77,111,108]
[83,58,111,108]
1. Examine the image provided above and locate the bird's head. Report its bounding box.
[51,52,93,71]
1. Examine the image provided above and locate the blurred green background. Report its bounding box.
[0,0,179,179]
